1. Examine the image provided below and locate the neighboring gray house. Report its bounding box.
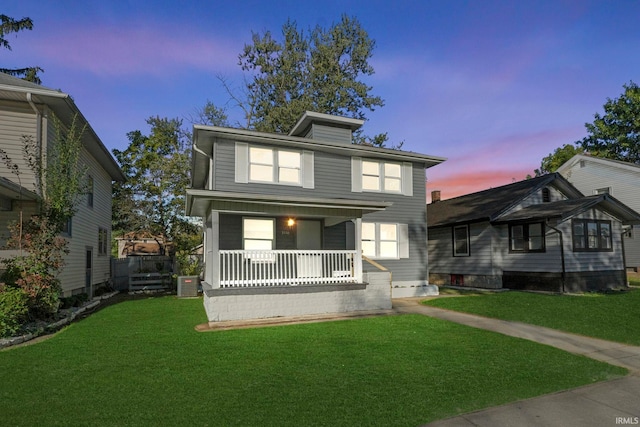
[0,72,125,297]
[427,173,640,292]
[186,111,445,322]
[557,154,640,271]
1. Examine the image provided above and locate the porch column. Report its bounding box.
[205,210,220,288]
[354,217,363,282]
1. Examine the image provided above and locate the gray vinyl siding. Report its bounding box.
[561,159,640,269]
[57,146,114,295]
[306,124,352,144]
[499,225,563,273]
[504,186,567,214]
[562,210,625,272]
[0,100,38,190]
[625,225,640,269]
[212,138,429,282]
[427,222,497,276]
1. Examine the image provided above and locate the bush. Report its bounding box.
[0,286,29,338]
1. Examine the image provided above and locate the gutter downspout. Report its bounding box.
[546,221,565,293]
[621,226,630,285]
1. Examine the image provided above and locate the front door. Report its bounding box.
[296,220,322,278]
[296,220,322,249]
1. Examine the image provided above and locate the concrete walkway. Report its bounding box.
[392,298,640,426]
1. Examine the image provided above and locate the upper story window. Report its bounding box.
[352,157,413,196]
[509,222,545,252]
[87,176,94,208]
[594,187,610,195]
[453,225,470,256]
[235,143,314,188]
[572,219,612,252]
[249,147,301,184]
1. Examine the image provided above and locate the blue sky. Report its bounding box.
[3,1,640,200]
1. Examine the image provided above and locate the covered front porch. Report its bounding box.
[186,189,394,321]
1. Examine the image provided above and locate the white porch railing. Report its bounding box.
[219,250,358,288]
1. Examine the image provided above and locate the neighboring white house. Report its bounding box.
[558,154,640,271]
[186,111,445,322]
[0,72,125,296]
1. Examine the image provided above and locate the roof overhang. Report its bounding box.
[289,111,364,136]
[190,125,446,190]
[0,77,125,183]
[493,195,640,226]
[186,189,392,219]
[0,177,39,200]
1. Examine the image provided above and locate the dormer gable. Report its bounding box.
[289,111,364,144]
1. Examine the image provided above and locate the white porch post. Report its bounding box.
[354,218,363,282]
[205,210,220,288]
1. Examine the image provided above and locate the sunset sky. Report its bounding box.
[3,1,639,201]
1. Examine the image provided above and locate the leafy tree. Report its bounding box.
[578,81,640,164]
[1,114,87,319]
[191,100,230,127]
[112,117,201,254]
[223,15,392,147]
[0,14,43,84]
[535,144,584,176]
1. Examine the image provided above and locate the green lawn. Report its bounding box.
[424,288,640,346]
[0,297,625,426]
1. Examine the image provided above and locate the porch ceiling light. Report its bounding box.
[287,218,296,227]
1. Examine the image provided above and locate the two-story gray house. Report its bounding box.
[557,154,640,271]
[186,111,445,322]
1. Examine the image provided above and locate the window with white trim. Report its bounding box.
[453,225,470,256]
[243,218,275,250]
[249,146,301,184]
[236,143,314,188]
[361,222,409,259]
[352,157,413,196]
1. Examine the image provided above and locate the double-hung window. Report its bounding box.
[249,147,301,184]
[453,225,470,256]
[243,218,275,250]
[98,227,108,255]
[572,219,612,251]
[509,222,545,252]
[352,158,413,196]
[236,143,314,188]
[361,222,409,259]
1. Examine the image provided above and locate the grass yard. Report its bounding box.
[0,297,625,426]
[424,288,640,346]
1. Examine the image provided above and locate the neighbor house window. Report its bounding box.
[243,218,275,250]
[87,176,94,208]
[594,187,610,195]
[98,227,108,255]
[235,143,314,188]
[61,218,72,237]
[509,222,545,252]
[453,225,470,256]
[572,219,612,251]
[351,157,413,196]
[361,222,409,259]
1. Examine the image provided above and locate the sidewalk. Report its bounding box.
[392,299,640,426]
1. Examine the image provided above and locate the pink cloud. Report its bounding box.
[427,167,533,202]
[30,25,240,77]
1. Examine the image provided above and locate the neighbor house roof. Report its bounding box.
[557,153,640,176]
[428,173,582,227]
[0,72,125,182]
[428,173,640,227]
